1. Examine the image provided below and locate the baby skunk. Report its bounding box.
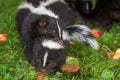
[16,0,99,72]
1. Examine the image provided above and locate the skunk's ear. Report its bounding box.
[39,15,48,27]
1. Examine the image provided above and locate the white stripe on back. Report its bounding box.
[32,7,59,19]
[56,20,62,38]
[18,2,35,11]
[43,51,48,67]
[18,1,59,19]
[40,0,65,7]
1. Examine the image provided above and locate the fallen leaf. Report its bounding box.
[113,49,120,59]
[61,64,80,73]
[91,29,102,38]
[66,56,79,65]
[36,72,48,80]
[107,52,115,56]
[0,32,8,42]
[66,56,76,62]
[69,41,75,45]
[115,49,120,54]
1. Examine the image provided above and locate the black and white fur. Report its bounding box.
[16,0,99,72]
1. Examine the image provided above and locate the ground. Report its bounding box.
[0,0,120,80]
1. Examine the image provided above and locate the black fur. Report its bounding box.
[16,8,31,32]
[16,0,99,72]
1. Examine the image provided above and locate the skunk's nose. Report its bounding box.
[40,68,47,72]
[40,66,47,72]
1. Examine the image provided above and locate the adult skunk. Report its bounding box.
[16,0,99,72]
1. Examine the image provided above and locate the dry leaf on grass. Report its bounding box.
[113,49,120,59]
[66,56,76,62]
[69,41,75,45]
[61,64,80,73]
[91,29,102,38]
[36,72,48,80]
[0,32,8,42]
[66,56,79,65]
[107,51,115,56]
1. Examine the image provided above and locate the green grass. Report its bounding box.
[0,0,120,80]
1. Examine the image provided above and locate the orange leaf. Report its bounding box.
[113,49,120,59]
[36,72,48,80]
[0,32,8,42]
[107,52,115,56]
[91,29,102,38]
[61,64,80,73]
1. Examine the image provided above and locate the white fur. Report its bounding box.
[40,0,65,7]
[38,0,65,19]
[74,25,91,32]
[62,25,99,49]
[56,20,62,38]
[42,40,64,49]
[32,6,59,19]
[18,2,35,11]
[18,1,59,19]
[43,51,48,67]
[62,30,70,40]
[86,2,89,10]
[62,25,91,40]
[86,38,99,49]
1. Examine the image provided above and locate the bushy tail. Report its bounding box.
[62,25,99,49]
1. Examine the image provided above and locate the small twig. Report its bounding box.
[101,45,112,52]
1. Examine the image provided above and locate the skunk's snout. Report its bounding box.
[53,38,64,45]
[39,59,57,72]
[40,68,47,72]
[39,65,48,72]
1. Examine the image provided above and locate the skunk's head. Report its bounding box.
[33,14,64,39]
[33,38,67,72]
[22,13,64,40]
